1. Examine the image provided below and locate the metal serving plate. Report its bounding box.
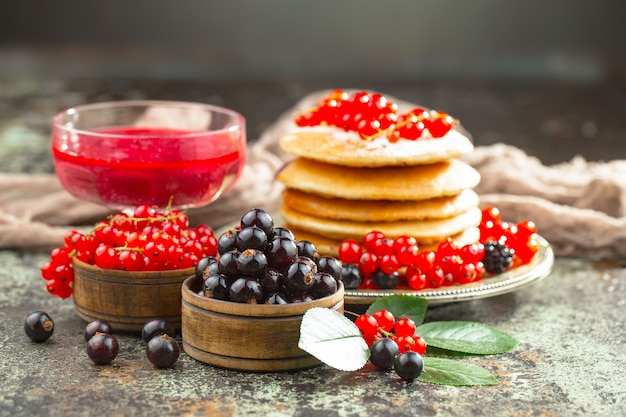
[345,235,554,306]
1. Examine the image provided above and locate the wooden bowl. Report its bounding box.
[72,258,194,332]
[181,276,344,372]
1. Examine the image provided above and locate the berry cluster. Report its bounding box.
[197,209,341,304]
[355,309,426,382]
[294,89,457,141]
[338,206,540,291]
[41,204,219,299]
[84,318,179,368]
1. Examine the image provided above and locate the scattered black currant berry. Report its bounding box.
[146,334,180,368]
[86,332,119,365]
[141,318,176,343]
[84,319,113,341]
[369,338,400,371]
[394,351,424,382]
[24,311,54,343]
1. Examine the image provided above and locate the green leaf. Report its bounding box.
[366,295,428,326]
[298,307,370,371]
[419,357,499,386]
[416,321,519,355]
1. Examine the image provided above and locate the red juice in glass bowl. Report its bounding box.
[51,101,246,209]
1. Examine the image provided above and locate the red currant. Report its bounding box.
[394,317,416,337]
[372,310,395,332]
[338,239,363,264]
[396,335,416,353]
[355,314,379,339]
[406,266,427,290]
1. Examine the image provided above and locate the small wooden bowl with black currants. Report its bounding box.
[181,209,345,372]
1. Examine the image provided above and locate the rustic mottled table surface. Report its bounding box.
[1,76,625,417]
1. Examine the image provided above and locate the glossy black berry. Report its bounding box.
[285,256,317,294]
[142,318,176,343]
[265,236,298,271]
[230,277,264,304]
[241,208,274,237]
[84,319,113,341]
[237,248,268,277]
[24,311,54,343]
[217,229,239,255]
[394,351,424,382]
[218,250,240,278]
[271,227,295,240]
[237,226,268,251]
[483,240,514,274]
[297,240,319,261]
[195,256,219,283]
[289,293,315,303]
[260,268,283,294]
[370,338,399,371]
[203,274,230,300]
[310,272,338,299]
[340,263,363,289]
[146,334,180,368]
[86,332,118,365]
[263,292,290,305]
[371,269,400,289]
[316,256,342,282]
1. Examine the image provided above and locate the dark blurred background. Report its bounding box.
[1,0,625,171]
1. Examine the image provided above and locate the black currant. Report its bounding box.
[237,227,268,251]
[260,268,283,294]
[86,332,119,365]
[146,334,180,368]
[394,352,424,382]
[218,250,240,278]
[237,249,268,277]
[370,338,399,371]
[24,311,54,343]
[316,256,342,282]
[217,229,239,255]
[297,240,319,261]
[285,256,317,294]
[265,236,298,271]
[371,268,400,289]
[271,227,295,240]
[263,292,290,305]
[141,318,176,343]
[288,293,314,303]
[240,208,274,237]
[203,274,230,300]
[229,277,264,304]
[483,240,514,274]
[340,263,363,289]
[84,319,113,341]
[310,272,338,299]
[195,256,218,283]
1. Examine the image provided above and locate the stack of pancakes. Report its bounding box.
[276,119,481,257]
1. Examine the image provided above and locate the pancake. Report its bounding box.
[282,188,480,222]
[286,224,481,258]
[279,126,474,167]
[276,157,481,201]
[280,203,481,244]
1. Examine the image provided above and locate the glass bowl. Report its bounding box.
[51,100,246,209]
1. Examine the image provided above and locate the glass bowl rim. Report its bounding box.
[52,99,245,140]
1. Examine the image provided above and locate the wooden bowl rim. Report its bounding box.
[182,276,344,317]
[73,257,195,279]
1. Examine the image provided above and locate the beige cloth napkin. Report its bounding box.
[2,91,625,260]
